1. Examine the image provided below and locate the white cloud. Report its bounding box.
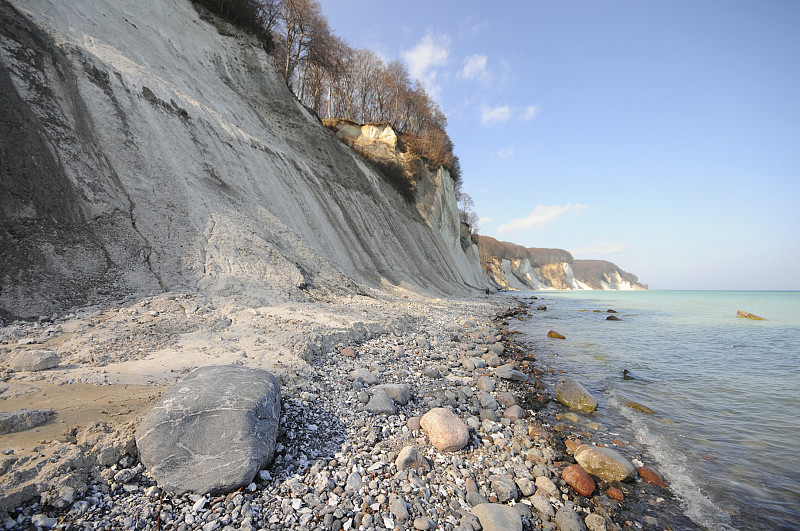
[496,147,514,159]
[522,105,539,121]
[478,216,494,225]
[401,30,450,98]
[481,105,511,125]
[497,203,588,233]
[458,54,490,83]
[571,241,630,257]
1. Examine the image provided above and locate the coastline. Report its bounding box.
[1,291,698,530]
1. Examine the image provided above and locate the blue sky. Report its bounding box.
[318,0,800,290]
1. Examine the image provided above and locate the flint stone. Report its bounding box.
[466,491,489,506]
[375,384,410,405]
[555,505,588,531]
[390,494,410,520]
[535,475,560,498]
[367,389,396,415]
[574,445,635,482]
[420,408,469,452]
[530,495,555,518]
[476,375,495,392]
[136,365,280,495]
[471,503,522,531]
[555,377,598,413]
[482,352,503,367]
[350,368,378,385]
[503,405,528,420]
[0,409,55,434]
[9,350,60,372]
[496,392,516,407]
[585,513,607,531]
[495,364,527,381]
[489,474,518,502]
[395,446,426,471]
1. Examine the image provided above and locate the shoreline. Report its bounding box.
[1,292,698,530]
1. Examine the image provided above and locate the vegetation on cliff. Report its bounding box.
[475,235,573,267]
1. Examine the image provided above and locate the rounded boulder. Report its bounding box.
[574,444,635,483]
[420,407,469,452]
[555,377,598,413]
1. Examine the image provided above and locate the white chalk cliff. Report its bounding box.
[0,0,490,318]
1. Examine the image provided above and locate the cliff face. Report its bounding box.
[476,236,646,291]
[0,0,490,319]
[571,260,647,290]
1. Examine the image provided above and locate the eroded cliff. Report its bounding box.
[0,0,490,319]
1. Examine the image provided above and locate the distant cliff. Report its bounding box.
[476,235,646,291]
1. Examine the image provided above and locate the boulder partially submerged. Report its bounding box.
[136,366,280,495]
[555,377,598,413]
[574,444,635,482]
[737,310,764,320]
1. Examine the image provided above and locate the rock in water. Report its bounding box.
[555,377,598,413]
[420,408,469,452]
[471,503,522,531]
[574,445,635,483]
[736,310,764,320]
[625,401,654,414]
[136,366,280,494]
[637,466,667,487]
[547,330,566,339]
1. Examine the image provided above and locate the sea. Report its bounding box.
[515,290,800,531]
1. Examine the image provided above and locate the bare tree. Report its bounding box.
[274,0,329,90]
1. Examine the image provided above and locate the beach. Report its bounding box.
[1,290,704,530]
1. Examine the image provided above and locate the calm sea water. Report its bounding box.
[517,290,800,530]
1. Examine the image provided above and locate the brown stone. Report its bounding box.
[407,416,421,431]
[340,347,356,358]
[564,439,581,453]
[496,392,516,407]
[737,310,764,320]
[637,466,667,488]
[606,486,624,501]
[420,408,469,452]
[503,405,528,420]
[626,401,655,414]
[562,465,595,497]
[547,330,566,340]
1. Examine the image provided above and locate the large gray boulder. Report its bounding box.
[555,377,598,413]
[136,366,280,494]
[9,350,60,372]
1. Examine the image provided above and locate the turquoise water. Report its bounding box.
[518,290,800,530]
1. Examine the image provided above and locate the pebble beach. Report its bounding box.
[1,292,701,531]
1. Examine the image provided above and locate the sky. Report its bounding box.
[318,0,800,290]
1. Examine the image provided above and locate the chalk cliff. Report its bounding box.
[476,236,646,291]
[0,0,490,319]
